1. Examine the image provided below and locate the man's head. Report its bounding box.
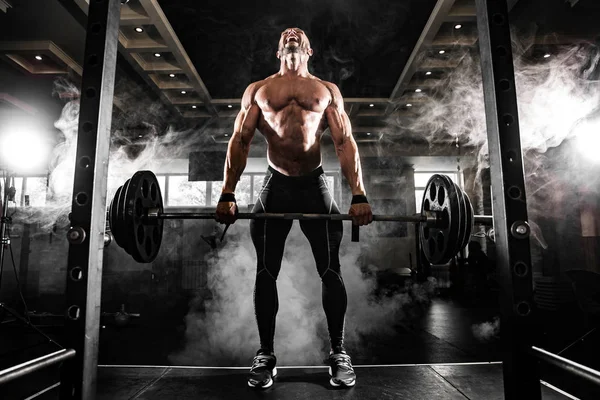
[277,27,313,60]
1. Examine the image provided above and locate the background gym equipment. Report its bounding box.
[107,170,493,265]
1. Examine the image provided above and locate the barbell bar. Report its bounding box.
[150,210,492,225]
[107,170,493,265]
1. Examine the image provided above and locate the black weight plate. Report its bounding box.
[453,181,467,258]
[419,174,462,265]
[109,185,124,248]
[461,191,475,251]
[117,179,132,254]
[123,171,164,263]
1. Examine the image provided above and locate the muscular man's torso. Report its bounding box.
[253,74,333,176]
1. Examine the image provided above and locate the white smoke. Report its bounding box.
[471,316,500,342]
[170,223,436,366]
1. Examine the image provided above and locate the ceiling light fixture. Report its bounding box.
[544,53,551,58]
[154,53,161,57]
[192,105,197,109]
[135,27,144,33]
[224,134,229,137]
[406,103,413,107]
[425,71,432,76]
[369,104,374,107]
[439,50,446,55]
[35,55,43,61]
[415,89,422,93]
[169,73,176,78]
[228,105,233,108]
[454,24,462,30]
[138,135,143,138]
[181,90,186,94]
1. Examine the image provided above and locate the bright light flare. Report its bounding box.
[574,120,600,163]
[0,125,51,173]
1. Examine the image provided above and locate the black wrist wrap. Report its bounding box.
[351,194,369,205]
[219,193,236,203]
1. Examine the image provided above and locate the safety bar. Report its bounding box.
[531,346,600,387]
[0,349,76,386]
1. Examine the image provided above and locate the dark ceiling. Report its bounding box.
[158,0,438,99]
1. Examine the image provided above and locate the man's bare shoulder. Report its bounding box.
[313,78,343,106]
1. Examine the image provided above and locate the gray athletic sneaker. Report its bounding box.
[248,350,277,389]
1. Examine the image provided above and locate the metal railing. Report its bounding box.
[0,349,76,386]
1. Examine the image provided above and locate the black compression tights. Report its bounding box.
[249,166,347,353]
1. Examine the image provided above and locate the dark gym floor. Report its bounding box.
[1,296,599,399]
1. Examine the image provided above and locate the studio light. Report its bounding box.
[0,122,51,173]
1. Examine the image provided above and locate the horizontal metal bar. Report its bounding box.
[156,212,427,223]
[531,346,600,387]
[0,349,76,386]
[153,212,494,226]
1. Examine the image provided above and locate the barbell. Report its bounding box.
[107,170,493,265]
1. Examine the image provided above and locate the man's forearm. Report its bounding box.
[222,136,250,194]
[336,138,366,196]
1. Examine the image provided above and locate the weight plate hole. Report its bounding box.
[438,186,446,205]
[429,183,436,202]
[137,225,144,245]
[150,183,157,201]
[436,232,445,252]
[441,209,450,229]
[142,179,149,198]
[135,198,143,217]
[423,199,430,211]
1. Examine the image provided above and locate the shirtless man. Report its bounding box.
[216,27,373,389]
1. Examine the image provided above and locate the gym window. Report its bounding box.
[4,176,48,207]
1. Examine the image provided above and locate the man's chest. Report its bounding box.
[256,80,331,113]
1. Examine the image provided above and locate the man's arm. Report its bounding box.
[324,82,366,196]
[222,82,261,194]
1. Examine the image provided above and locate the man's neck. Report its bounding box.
[279,60,309,77]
